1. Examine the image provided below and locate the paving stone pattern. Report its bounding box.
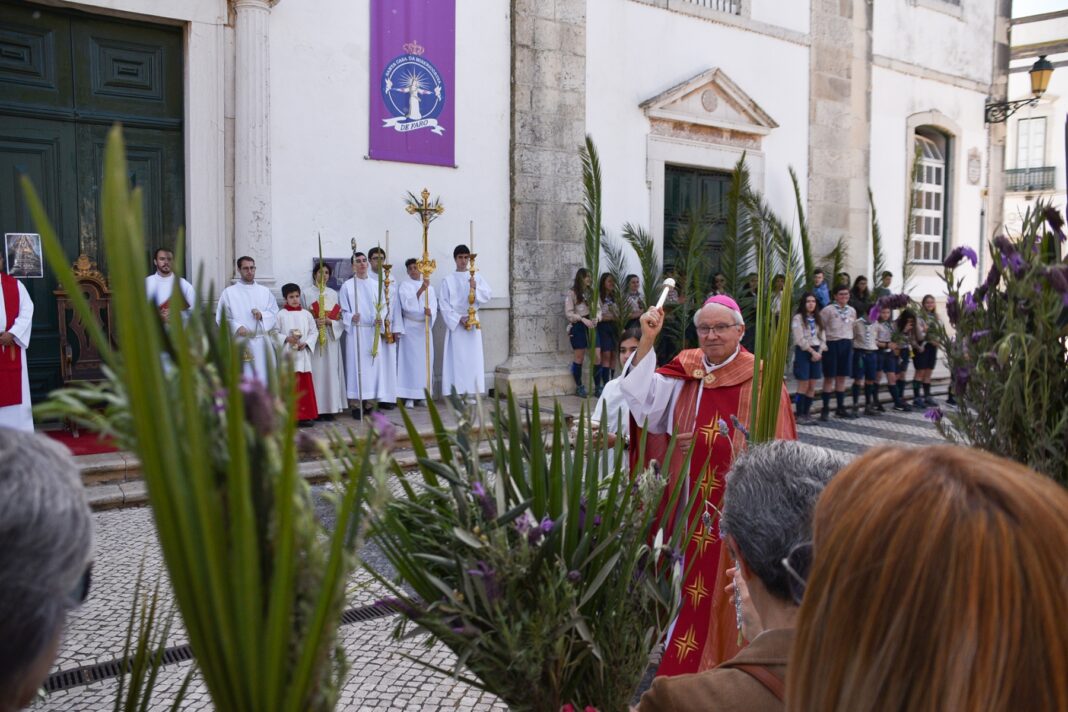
[35,403,943,710]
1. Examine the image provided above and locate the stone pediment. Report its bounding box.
[640,68,778,136]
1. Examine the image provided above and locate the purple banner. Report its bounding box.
[369,0,456,167]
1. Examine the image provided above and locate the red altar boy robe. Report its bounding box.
[275,305,319,422]
[623,347,797,676]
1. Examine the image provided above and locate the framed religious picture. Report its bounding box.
[312,257,354,291]
[4,233,44,278]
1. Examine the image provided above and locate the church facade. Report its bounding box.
[0,0,1008,399]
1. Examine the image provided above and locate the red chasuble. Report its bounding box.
[0,273,22,407]
[632,347,797,676]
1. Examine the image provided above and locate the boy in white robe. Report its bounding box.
[144,247,195,323]
[339,252,386,419]
[301,262,347,420]
[216,256,279,379]
[0,251,34,432]
[396,257,437,405]
[275,283,318,427]
[368,246,399,409]
[438,244,491,398]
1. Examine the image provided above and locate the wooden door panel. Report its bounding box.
[0,115,78,400]
[0,2,74,117]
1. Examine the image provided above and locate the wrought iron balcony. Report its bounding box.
[1005,166,1055,192]
[682,0,741,13]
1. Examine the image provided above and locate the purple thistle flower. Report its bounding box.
[466,560,500,602]
[238,376,276,435]
[953,366,971,396]
[943,245,978,270]
[1044,206,1066,243]
[963,291,978,315]
[369,411,397,449]
[970,329,992,343]
[945,295,960,326]
[924,407,943,423]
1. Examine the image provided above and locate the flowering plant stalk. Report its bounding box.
[931,202,1068,484]
[367,392,696,711]
[24,126,381,710]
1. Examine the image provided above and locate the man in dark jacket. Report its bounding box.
[637,441,846,712]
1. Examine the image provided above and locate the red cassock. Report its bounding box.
[629,348,797,675]
[294,372,319,422]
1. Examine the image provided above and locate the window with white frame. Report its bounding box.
[1016,117,1047,169]
[910,130,949,263]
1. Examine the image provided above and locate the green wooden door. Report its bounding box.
[0,0,183,403]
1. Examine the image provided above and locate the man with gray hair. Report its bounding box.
[637,440,847,711]
[621,295,797,674]
[0,429,93,709]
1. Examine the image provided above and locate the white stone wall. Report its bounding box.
[586,0,811,270]
[869,67,989,297]
[267,0,513,387]
[1003,14,1068,234]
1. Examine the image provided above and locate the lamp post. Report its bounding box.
[985,55,1054,124]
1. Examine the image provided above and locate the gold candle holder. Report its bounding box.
[382,263,395,344]
[466,253,481,331]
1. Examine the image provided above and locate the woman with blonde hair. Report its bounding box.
[788,445,1068,712]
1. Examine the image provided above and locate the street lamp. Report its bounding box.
[985,55,1054,124]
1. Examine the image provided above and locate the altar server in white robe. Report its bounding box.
[340,252,384,418]
[439,244,491,397]
[215,256,279,379]
[301,262,347,420]
[368,247,399,408]
[0,251,33,432]
[396,257,437,405]
[144,247,195,323]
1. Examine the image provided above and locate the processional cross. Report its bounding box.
[405,188,444,393]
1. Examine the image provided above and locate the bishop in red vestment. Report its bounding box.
[0,252,34,433]
[621,296,796,676]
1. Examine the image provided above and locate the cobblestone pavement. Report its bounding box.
[33,402,943,711]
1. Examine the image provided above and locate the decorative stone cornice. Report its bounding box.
[641,68,778,138]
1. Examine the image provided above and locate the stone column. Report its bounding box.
[807,0,872,276]
[233,0,277,282]
[494,0,587,397]
[986,0,1012,240]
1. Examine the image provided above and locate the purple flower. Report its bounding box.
[540,515,555,534]
[943,245,978,270]
[567,570,582,583]
[946,295,960,326]
[472,481,497,520]
[593,515,601,527]
[466,561,500,602]
[953,366,970,396]
[970,329,992,343]
[982,263,1001,295]
[238,376,275,435]
[729,415,749,440]
[1000,251,1026,278]
[472,481,486,498]
[963,291,978,315]
[527,515,555,545]
[868,304,881,322]
[924,407,943,423]
[1045,265,1068,306]
[369,411,397,449]
[716,418,729,434]
[212,389,227,414]
[515,511,536,538]
[1044,206,1066,243]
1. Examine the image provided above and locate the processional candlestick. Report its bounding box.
[406,188,444,394]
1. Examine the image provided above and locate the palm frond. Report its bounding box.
[669,202,713,348]
[790,166,815,289]
[823,236,849,290]
[869,188,887,284]
[404,191,443,224]
[721,154,753,296]
[622,222,660,308]
[580,135,603,391]
[902,144,922,293]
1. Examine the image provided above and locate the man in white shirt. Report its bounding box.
[396,257,437,406]
[144,247,195,323]
[438,244,491,398]
[215,256,279,379]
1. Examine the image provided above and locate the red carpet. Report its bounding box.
[43,429,121,456]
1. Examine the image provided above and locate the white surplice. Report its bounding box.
[396,276,437,400]
[0,277,33,432]
[372,270,399,405]
[339,275,391,402]
[274,307,318,372]
[301,285,348,414]
[145,273,195,316]
[438,270,491,396]
[216,281,279,379]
